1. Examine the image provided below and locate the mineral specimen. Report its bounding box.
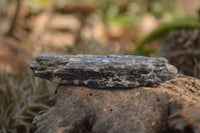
[28,54,177,89]
[33,74,200,133]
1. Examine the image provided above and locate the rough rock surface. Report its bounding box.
[33,74,200,133]
[168,103,200,133]
[29,54,177,89]
[34,85,170,133]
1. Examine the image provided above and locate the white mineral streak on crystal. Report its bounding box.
[102,58,110,62]
[107,79,113,87]
[84,81,88,85]
[122,80,129,87]
[70,57,82,61]
[121,65,125,69]
[166,64,177,74]
[52,76,61,83]
[133,81,140,87]
[74,80,79,85]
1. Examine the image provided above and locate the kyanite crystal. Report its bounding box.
[28,54,177,89]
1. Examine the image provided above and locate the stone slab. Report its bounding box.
[29,54,177,88]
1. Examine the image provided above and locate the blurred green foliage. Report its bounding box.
[24,0,184,26]
[95,0,183,25]
[32,0,53,7]
[135,17,200,56]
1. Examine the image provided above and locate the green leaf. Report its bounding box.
[136,18,200,52]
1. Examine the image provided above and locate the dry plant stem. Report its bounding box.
[6,0,21,36]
